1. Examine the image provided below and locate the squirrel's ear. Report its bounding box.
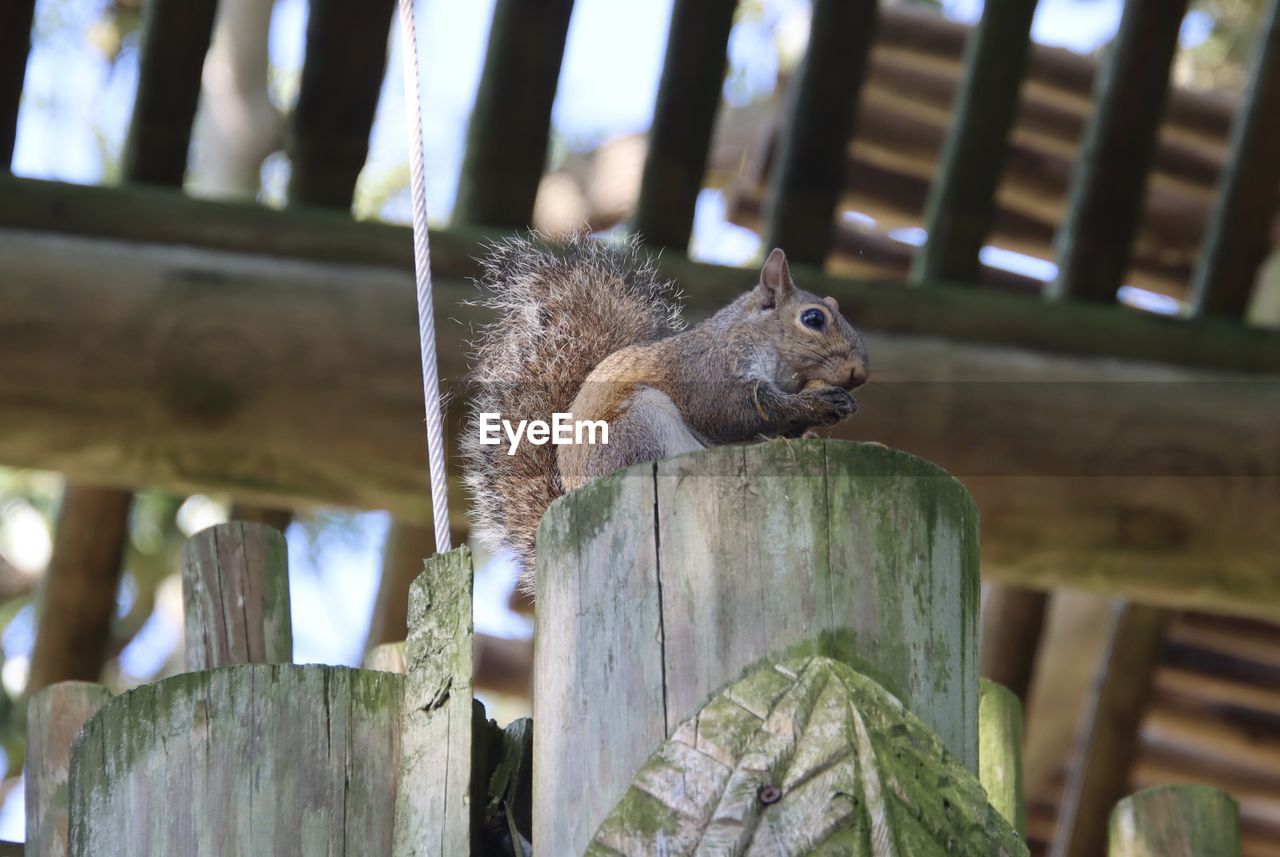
[755,248,794,309]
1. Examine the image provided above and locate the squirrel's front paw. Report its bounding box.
[805,385,858,424]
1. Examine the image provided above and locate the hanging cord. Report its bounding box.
[397,0,452,555]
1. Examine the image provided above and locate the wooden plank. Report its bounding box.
[911,0,1040,286]
[631,0,738,250]
[873,3,1235,144]
[1109,785,1240,857]
[0,0,36,166]
[981,585,1049,702]
[68,665,402,857]
[764,0,880,265]
[735,136,1206,298]
[1049,0,1191,303]
[25,485,131,693]
[287,0,394,209]
[533,465,666,857]
[1189,0,1280,319]
[26,682,112,857]
[980,679,1027,837]
[393,546,477,856]
[454,0,575,227]
[123,0,220,185]
[535,440,980,856]
[181,522,292,670]
[4,176,1280,373]
[1049,602,1170,857]
[3,230,1280,622]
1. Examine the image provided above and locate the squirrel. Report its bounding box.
[461,234,868,589]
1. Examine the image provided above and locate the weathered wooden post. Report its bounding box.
[66,523,404,857]
[25,682,112,857]
[534,440,986,854]
[980,678,1027,837]
[1108,785,1240,856]
[181,521,292,669]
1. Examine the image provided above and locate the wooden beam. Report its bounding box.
[0,0,35,166]
[1189,0,1280,320]
[764,0,880,265]
[25,485,131,694]
[5,177,1277,372]
[911,0,1040,285]
[2,228,1279,617]
[455,0,575,228]
[1049,602,1170,857]
[981,585,1049,702]
[631,0,738,250]
[1049,0,1191,303]
[123,0,220,185]
[287,0,394,209]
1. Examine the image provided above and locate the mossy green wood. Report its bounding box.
[67,665,402,857]
[589,653,1026,856]
[393,546,477,856]
[979,679,1026,837]
[1108,785,1240,857]
[534,440,980,857]
[26,682,112,857]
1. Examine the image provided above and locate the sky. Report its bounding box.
[0,0,1212,840]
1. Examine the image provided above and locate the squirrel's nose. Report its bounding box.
[846,361,869,389]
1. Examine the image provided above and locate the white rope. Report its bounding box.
[398,0,452,555]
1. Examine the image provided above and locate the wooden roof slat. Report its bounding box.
[122,0,220,186]
[287,0,395,209]
[631,0,737,250]
[1048,603,1170,857]
[1190,0,1280,320]
[912,0,1040,286]
[875,3,1236,142]
[0,0,36,167]
[455,0,575,228]
[1049,0,1191,304]
[764,0,879,265]
[1155,665,1280,719]
[867,48,1227,188]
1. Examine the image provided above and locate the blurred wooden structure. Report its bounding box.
[2,0,1279,853]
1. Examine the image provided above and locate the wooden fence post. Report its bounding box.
[66,522,402,856]
[181,521,292,669]
[980,679,1027,837]
[534,440,980,856]
[393,547,478,856]
[25,682,112,857]
[1109,785,1240,856]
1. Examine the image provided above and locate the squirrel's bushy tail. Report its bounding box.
[461,233,684,587]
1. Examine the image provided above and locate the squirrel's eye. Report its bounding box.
[800,308,826,330]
